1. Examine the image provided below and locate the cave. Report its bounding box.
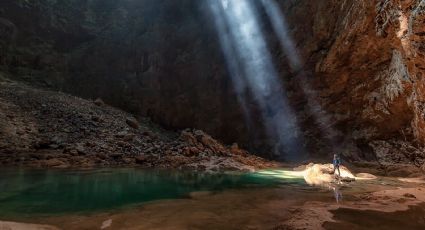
[0,0,424,229]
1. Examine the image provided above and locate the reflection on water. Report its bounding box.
[256,169,346,203]
[330,185,343,203]
[0,168,306,217]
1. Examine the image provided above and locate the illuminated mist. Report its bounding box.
[260,0,339,147]
[208,0,305,160]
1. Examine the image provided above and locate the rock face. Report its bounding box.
[0,0,424,162]
[284,0,425,163]
[302,0,425,143]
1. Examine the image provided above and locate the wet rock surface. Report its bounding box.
[0,79,277,170]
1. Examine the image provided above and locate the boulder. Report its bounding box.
[75,145,87,155]
[43,159,66,168]
[126,117,140,129]
[91,115,101,122]
[230,143,245,155]
[117,141,127,147]
[180,130,197,145]
[123,134,135,142]
[303,163,356,186]
[110,153,123,159]
[29,153,44,160]
[115,131,128,138]
[135,155,147,164]
[94,98,105,106]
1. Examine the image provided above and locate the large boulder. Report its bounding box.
[126,117,140,129]
[303,163,355,186]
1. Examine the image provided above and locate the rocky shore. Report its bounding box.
[282,184,425,230]
[0,78,277,171]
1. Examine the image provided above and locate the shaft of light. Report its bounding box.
[261,0,339,146]
[209,0,306,159]
[209,1,252,124]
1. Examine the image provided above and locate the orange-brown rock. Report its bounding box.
[298,0,425,144]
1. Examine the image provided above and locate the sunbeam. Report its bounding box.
[260,0,339,147]
[208,0,252,125]
[209,0,306,160]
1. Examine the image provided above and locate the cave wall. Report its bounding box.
[0,0,253,147]
[292,0,425,145]
[0,0,424,158]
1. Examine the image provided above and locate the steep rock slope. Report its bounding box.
[0,76,275,170]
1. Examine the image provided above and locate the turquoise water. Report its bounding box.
[0,168,305,218]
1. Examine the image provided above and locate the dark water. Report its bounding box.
[0,168,305,218]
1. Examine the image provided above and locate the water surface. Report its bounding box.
[0,168,305,218]
[1,168,423,230]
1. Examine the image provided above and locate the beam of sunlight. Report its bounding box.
[209,0,252,125]
[260,0,339,147]
[208,0,305,160]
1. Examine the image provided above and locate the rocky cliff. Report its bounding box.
[286,0,425,165]
[0,0,424,164]
[298,0,424,143]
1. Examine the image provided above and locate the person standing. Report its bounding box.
[332,154,341,177]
